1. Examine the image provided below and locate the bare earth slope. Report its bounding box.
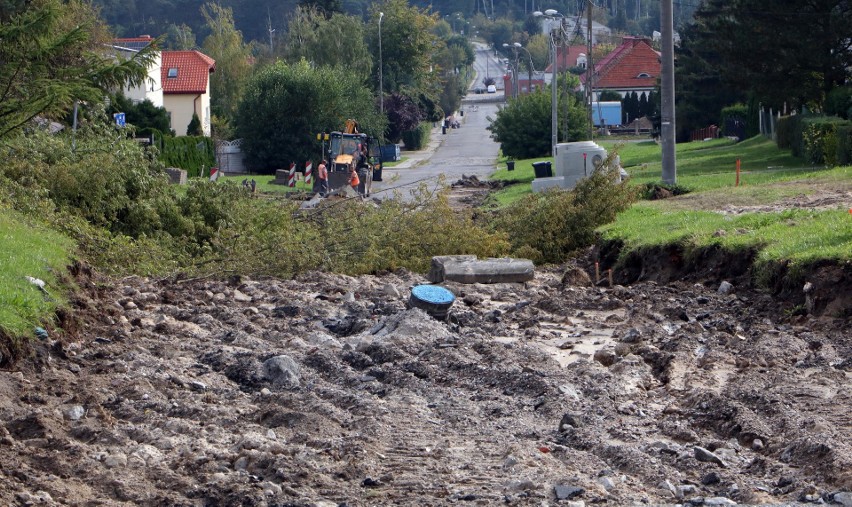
[1,267,850,506]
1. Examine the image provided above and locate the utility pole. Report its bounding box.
[660,0,677,184]
[586,0,594,139]
[267,9,274,55]
[379,12,384,116]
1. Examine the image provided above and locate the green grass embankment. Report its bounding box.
[0,209,74,343]
[487,137,851,289]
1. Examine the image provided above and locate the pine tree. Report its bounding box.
[0,0,155,139]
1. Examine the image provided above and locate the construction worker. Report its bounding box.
[317,159,328,196]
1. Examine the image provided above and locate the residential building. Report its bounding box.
[162,51,216,137]
[112,36,163,108]
[580,36,660,102]
[111,36,216,137]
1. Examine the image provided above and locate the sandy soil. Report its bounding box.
[1,263,850,506]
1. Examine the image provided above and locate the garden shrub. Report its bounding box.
[836,126,852,166]
[775,115,796,149]
[801,116,850,166]
[401,122,432,151]
[491,168,637,263]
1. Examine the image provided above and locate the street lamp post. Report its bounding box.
[513,42,534,93]
[379,12,384,116]
[502,43,519,98]
[535,9,563,157]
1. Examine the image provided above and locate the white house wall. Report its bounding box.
[122,52,163,107]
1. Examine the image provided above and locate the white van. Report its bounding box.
[487,84,497,93]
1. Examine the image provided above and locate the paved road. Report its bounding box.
[371,46,504,201]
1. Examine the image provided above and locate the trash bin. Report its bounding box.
[442,126,447,135]
[507,160,515,171]
[532,161,552,178]
[460,110,464,117]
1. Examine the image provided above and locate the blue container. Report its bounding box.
[380,144,400,162]
[410,285,455,319]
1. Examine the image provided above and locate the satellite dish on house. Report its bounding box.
[652,30,662,41]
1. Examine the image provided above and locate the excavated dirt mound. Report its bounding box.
[1,266,850,506]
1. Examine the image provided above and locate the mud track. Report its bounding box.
[1,265,850,506]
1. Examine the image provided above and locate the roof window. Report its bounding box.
[167,68,178,78]
[636,72,651,78]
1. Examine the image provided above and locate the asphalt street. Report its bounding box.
[371,45,505,201]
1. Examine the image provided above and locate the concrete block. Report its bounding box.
[429,255,534,284]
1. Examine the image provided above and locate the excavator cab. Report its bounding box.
[323,120,382,197]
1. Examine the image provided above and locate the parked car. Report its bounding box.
[487,84,497,93]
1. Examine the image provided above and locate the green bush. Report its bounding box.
[775,115,796,149]
[801,116,850,166]
[486,85,588,159]
[836,126,852,166]
[159,136,216,178]
[491,168,637,263]
[401,122,432,151]
[825,85,852,119]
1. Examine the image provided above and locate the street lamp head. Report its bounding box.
[544,9,560,16]
[533,10,543,16]
[379,11,383,20]
[502,43,509,47]
[513,42,522,48]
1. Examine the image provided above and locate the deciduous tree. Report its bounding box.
[201,3,253,124]
[236,60,384,172]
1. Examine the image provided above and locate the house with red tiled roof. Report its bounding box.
[545,45,589,76]
[580,37,660,102]
[112,36,163,108]
[162,51,216,136]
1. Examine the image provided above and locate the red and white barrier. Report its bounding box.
[304,161,312,185]
[288,162,296,187]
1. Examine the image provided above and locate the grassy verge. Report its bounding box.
[382,157,408,168]
[218,174,313,193]
[488,136,813,205]
[0,209,74,340]
[599,203,852,284]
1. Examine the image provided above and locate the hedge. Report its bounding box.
[775,115,797,149]
[401,122,432,151]
[157,136,216,178]
[800,116,850,166]
[837,126,852,166]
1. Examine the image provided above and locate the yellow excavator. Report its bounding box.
[323,119,382,196]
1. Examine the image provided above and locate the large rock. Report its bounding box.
[263,355,301,388]
[428,255,534,284]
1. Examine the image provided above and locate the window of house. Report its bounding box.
[167,68,178,78]
[636,72,650,78]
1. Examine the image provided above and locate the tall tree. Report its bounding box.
[201,3,253,123]
[298,0,342,18]
[679,0,851,111]
[367,0,440,95]
[0,0,155,139]
[283,6,373,82]
[236,60,384,172]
